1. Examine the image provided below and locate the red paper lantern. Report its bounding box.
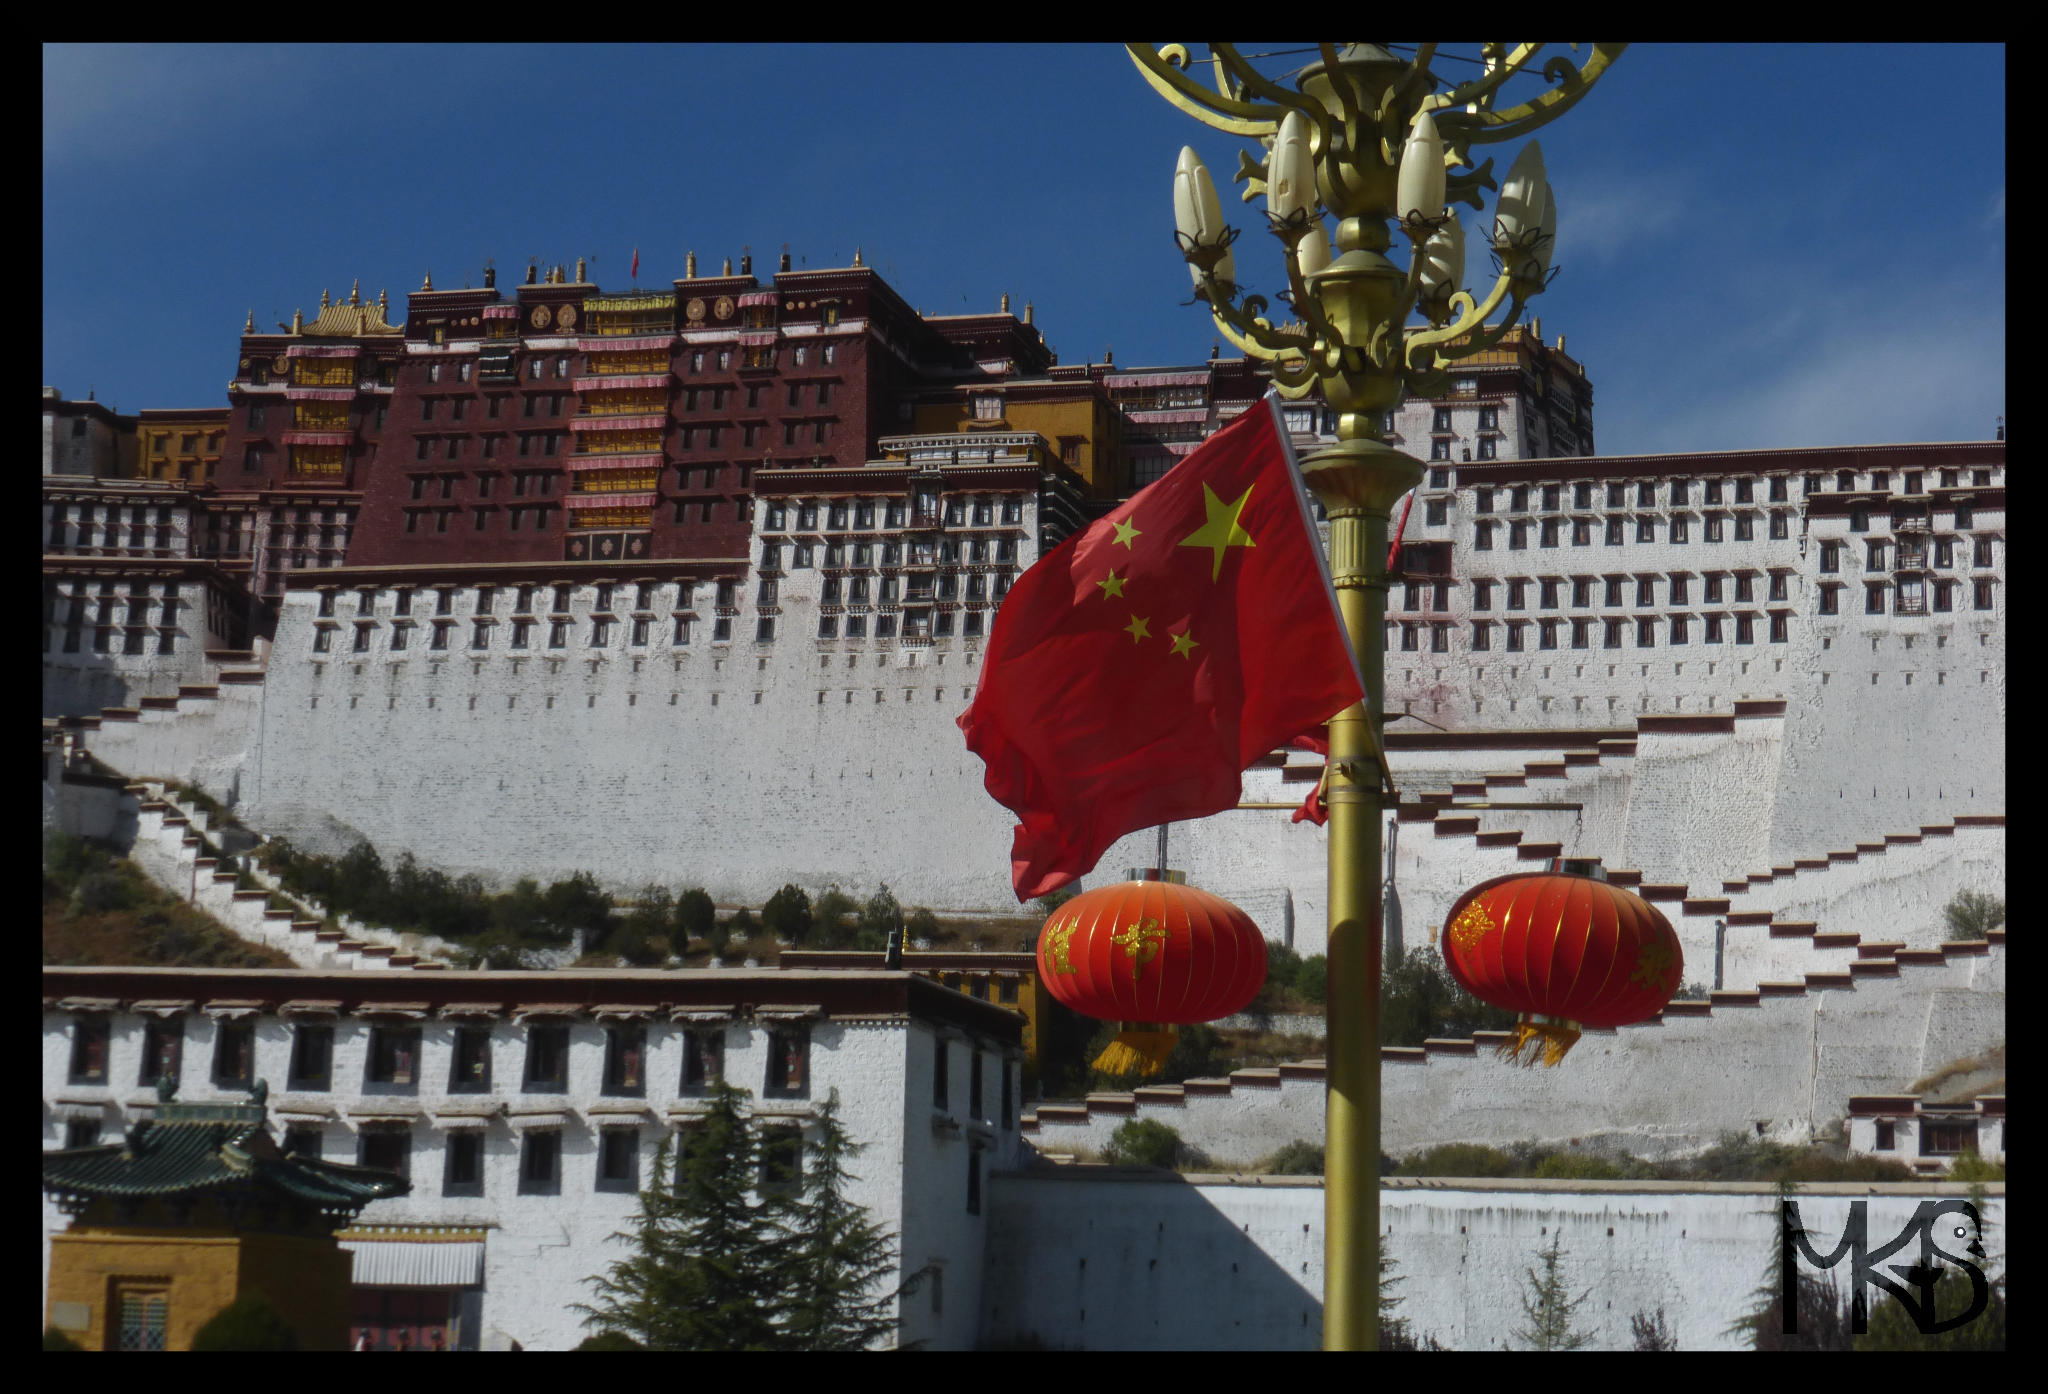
[1037,880,1268,1075]
[1440,871,1683,1065]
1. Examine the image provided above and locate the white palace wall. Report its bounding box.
[981,1174,2007,1351]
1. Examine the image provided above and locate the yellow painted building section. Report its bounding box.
[46,1214,353,1351]
[135,413,226,483]
[912,395,1125,499]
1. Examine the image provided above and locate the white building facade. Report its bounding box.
[42,965,1027,1351]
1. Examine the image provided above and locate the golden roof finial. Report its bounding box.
[422,270,434,292]
[575,256,586,282]
[1001,292,1011,313]
[292,307,304,334]
[320,287,331,308]
[378,287,388,311]
[244,309,255,333]
[853,245,864,267]
[685,250,697,279]
[350,279,361,306]
[722,257,732,276]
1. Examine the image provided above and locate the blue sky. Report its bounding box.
[44,43,2004,455]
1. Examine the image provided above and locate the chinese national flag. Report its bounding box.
[630,246,639,281]
[959,393,1364,900]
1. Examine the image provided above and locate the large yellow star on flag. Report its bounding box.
[1111,518,1142,549]
[1096,571,1126,599]
[1123,614,1151,643]
[1178,484,1256,581]
[1169,629,1200,660]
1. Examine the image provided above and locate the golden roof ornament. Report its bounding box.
[853,246,864,267]
[422,271,434,292]
[686,251,697,279]
[575,257,586,282]
[378,288,389,311]
[1001,292,1011,313]
[292,308,304,334]
[320,287,331,308]
[350,280,361,306]
[722,258,732,276]
[244,310,255,333]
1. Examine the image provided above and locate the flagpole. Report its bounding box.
[1302,435,1416,1351]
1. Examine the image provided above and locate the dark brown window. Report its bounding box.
[366,1026,421,1089]
[1873,1120,1895,1151]
[760,1127,803,1192]
[450,1027,491,1092]
[518,1130,561,1194]
[524,1025,570,1092]
[444,1131,484,1196]
[140,1019,183,1089]
[360,1127,411,1179]
[212,1020,254,1088]
[1920,1121,1978,1156]
[766,1026,810,1099]
[69,1017,109,1084]
[284,1125,323,1159]
[596,1127,640,1192]
[288,1024,332,1091]
[603,1026,645,1096]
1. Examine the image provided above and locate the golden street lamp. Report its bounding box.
[1130,41,1626,1350]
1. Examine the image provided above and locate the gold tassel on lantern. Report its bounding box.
[1091,1023,1178,1077]
[1494,1015,1582,1068]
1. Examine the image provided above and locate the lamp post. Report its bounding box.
[1130,41,1625,1350]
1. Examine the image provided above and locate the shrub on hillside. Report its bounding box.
[1533,1152,1629,1181]
[811,888,858,949]
[1265,1140,1324,1175]
[1394,1142,1521,1178]
[905,905,939,943]
[856,884,903,952]
[1380,947,1514,1047]
[1101,1118,1183,1168]
[1943,890,2004,940]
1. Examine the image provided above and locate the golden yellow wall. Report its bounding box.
[911,398,1124,498]
[46,1225,352,1351]
[136,418,225,483]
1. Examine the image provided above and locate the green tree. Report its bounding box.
[772,1089,904,1350]
[1377,1248,1447,1350]
[613,887,672,966]
[904,906,940,944]
[1294,954,1327,1003]
[1101,1118,1182,1168]
[812,888,858,949]
[189,1293,299,1351]
[1380,947,1515,1047]
[577,1081,780,1351]
[762,884,813,946]
[727,908,758,948]
[1943,890,2005,939]
[573,1331,648,1350]
[856,884,903,953]
[1035,887,1078,917]
[1513,1233,1593,1351]
[1856,1182,2004,1351]
[675,888,716,949]
[41,1328,82,1351]
[1629,1307,1678,1350]
[1727,1181,1853,1350]
[1265,1139,1324,1175]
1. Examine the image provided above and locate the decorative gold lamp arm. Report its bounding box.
[1127,44,1318,137]
[1425,42,1543,118]
[1400,269,1520,372]
[1432,44,1628,146]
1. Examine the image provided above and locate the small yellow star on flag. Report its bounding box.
[1124,614,1151,643]
[1169,629,1199,660]
[1096,571,1126,599]
[1178,483,1256,581]
[1111,518,1142,549]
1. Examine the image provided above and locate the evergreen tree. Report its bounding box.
[770,1089,905,1350]
[856,884,903,953]
[577,1081,780,1351]
[762,884,813,945]
[675,888,716,949]
[1629,1306,1678,1350]
[1513,1233,1593,1350]
[1727,1180,1852,1350]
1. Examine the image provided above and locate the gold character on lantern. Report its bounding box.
[1630,939,1677,989]
[1448,901,1495,953]
[1109,917,1167,981]
[1045,915,1081,974]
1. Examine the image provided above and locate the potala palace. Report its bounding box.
[42,255,2005,1349]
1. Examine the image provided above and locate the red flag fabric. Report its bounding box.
[630,246,639,280]
[1286,727,1331,826]
[959,395,1362,900]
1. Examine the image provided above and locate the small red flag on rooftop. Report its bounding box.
[959,392,1376,900]
[630,246,639,282]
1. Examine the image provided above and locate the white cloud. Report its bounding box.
[1545,177,1685,265]
[1987,187,2005,226]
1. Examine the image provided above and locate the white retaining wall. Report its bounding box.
[981,1174,2007,1351]
[1026,941,2005,1168]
